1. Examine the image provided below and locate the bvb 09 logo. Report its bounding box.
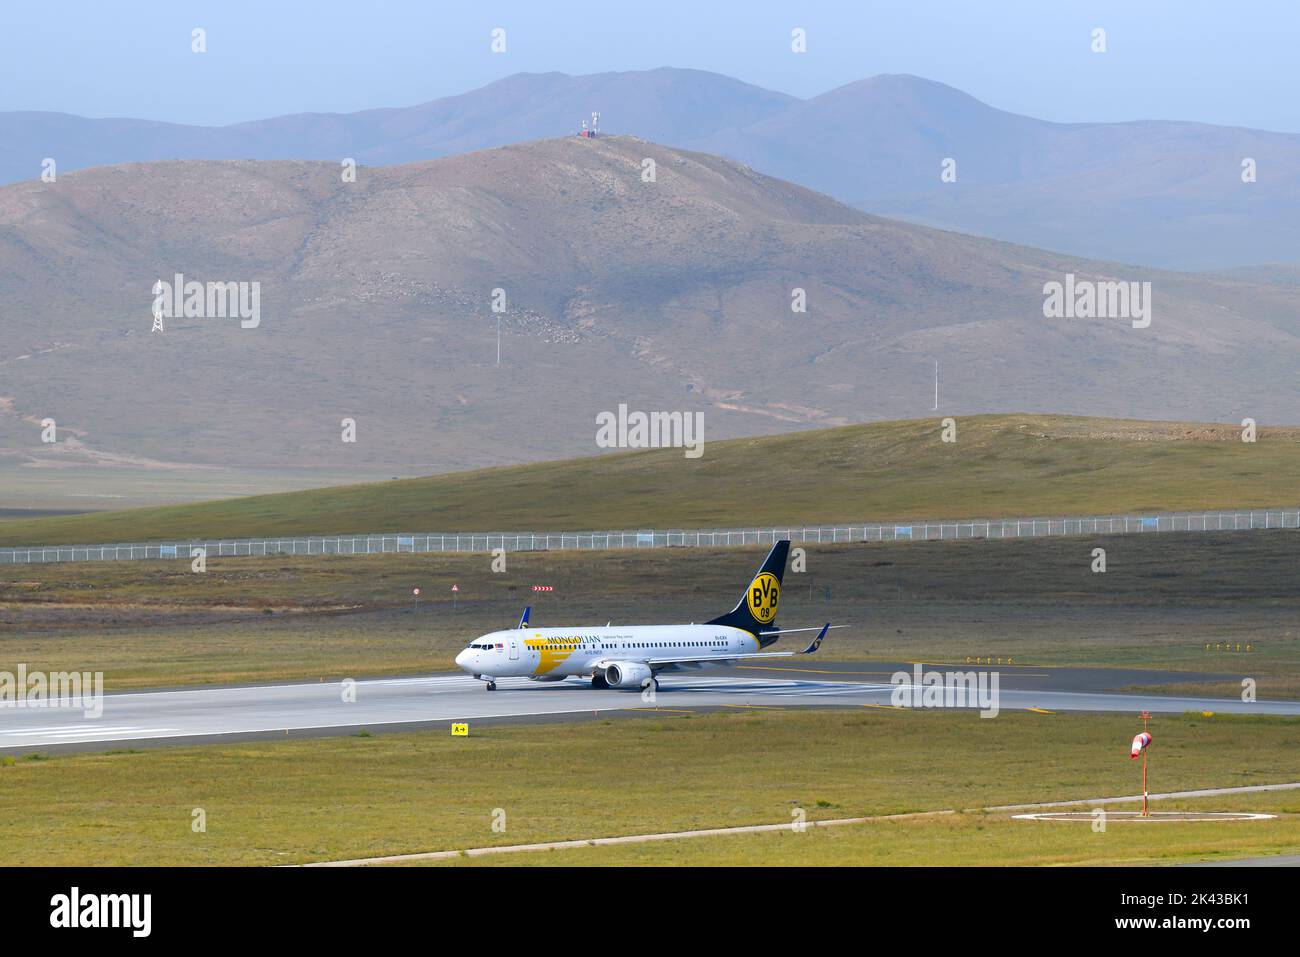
[749,572,779,623]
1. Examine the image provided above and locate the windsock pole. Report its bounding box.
[1142,747,1148,817]
[1140,710,1151,817]
[1129,713,1153,816]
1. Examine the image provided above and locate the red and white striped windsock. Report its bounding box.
[1130,731,1152,759]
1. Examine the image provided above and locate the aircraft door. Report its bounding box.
[509,639,519,660]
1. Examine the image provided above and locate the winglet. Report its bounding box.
[518,606,531,629]
[801,623,830,654]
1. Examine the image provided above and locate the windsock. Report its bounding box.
[1130,731,1152,759]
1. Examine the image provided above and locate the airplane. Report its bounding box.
[453,540,836,691]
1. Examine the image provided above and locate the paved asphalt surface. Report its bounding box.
[0,660,1289,754]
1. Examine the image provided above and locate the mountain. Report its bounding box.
[694,74,1300,269]
[824,77,1300,271]
[0,69,793,182]
[2,69,1298,269]
[1,137,1298,486]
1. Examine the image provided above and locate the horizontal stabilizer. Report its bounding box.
[801,622,831,655]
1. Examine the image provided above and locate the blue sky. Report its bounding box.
[1,0,1295,131]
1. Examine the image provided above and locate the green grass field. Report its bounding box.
[1,414,1296,547]
[3,415,1294,869]
[1,709,1295,866]
[433,790,1300,867]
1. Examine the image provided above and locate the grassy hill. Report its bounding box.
[1,413,1297,547]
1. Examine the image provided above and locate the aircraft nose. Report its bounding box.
[454,649,471,670]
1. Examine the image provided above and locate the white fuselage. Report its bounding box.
[454,624,759,680]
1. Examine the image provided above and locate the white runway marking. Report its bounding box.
[0,724,141,736]
[301,780,1300,867]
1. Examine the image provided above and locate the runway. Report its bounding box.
[2,662,1297,753]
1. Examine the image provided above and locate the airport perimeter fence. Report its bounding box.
[1,507,1298,565]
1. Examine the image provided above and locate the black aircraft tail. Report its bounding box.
[706,540,790,646]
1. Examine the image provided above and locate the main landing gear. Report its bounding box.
[591,674,609,689]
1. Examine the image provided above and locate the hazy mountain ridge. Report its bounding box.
[3,69,1297,269]
[1,136,1297,481]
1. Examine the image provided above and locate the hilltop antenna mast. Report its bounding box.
[591,111,600,134]
[151,279,164,333]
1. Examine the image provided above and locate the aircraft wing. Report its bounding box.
[644,650,799,667]
[639,622,835,668]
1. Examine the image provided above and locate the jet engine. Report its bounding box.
[604,662,653,689]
